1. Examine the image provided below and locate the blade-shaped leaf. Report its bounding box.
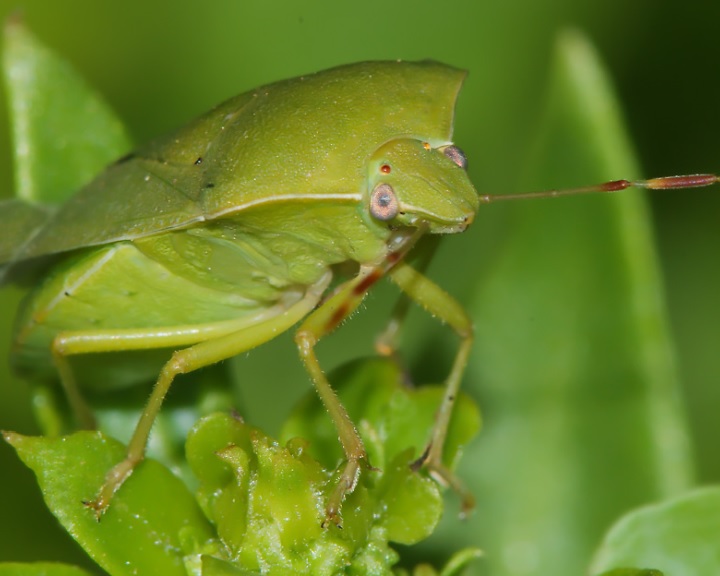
[440,29,693,575]
[591,487,720,575]
[0,564,95,576]
[2,17,130,205]
[595,570,663,576]
[4,430,216,576]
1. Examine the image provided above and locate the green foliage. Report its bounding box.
[1,11,719,576]
[455,31,692,575]
[2,17,130,205]
[595,570,664,576]
[5,359,480,575]
[281,359,478,474]
[193,413,482,575]
[4,430,215,576]
[591,488,720,576]
[0,23,484,575]
[0,565,95,576]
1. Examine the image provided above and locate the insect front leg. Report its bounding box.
[294,264,394,526]
[387,260,475,515]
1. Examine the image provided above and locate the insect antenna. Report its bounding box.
[478,174,719,204]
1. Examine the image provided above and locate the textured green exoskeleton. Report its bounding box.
[2,61,479,522]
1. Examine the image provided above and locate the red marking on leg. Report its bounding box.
[386,250,401,264]
[353,269,382,295]
[328,302,350,331]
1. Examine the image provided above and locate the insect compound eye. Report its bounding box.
[370,183,399,221]
[442,145,468,170]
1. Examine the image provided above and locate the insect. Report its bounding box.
[1,60,717,524]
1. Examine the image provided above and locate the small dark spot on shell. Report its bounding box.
[194,157,203,166]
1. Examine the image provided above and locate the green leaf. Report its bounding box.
[186,358,480,575]
[89,364,237,489]
[189,412,403,575]
[446,29,693,575]
[200,555,260,575]
[438,548,484,576]
[2,17,130,205]
[393,548,482,576]
[280,358,480,472]
[590,487,720,575]
[3,430,216,576]
[595,570,663,576]
[0,564,95,576]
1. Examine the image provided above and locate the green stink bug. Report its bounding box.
[1,60,717,525]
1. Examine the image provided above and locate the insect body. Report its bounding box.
[4,60,718,524]
[3,61,479,522]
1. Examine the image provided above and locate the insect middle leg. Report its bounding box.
[375,235,441,379]
[387,260,475,514]
[294,264,399,525]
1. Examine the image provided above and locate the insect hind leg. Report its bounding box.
[47,276,330,518]
[52,339,97,430]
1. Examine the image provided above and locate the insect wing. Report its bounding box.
[15,155,207,262]
[4,60,467,266]
[0,199,54,270]
[1,89,256,266]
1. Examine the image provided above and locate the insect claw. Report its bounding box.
[84,455,141,519]
[459,496,476,521]
[323,454,373,527]
[411,443,432,472]
[229,408,244,422]
[321,511,343,530]
[82,498,106,522]
[413,448,476,518]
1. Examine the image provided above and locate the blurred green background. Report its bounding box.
[0,1,719,575]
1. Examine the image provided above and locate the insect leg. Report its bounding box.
[51,351,96,430]
[375,235,441,369]
[295,264,394,525]
[387,260,475,515]
[50,280,327,517]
